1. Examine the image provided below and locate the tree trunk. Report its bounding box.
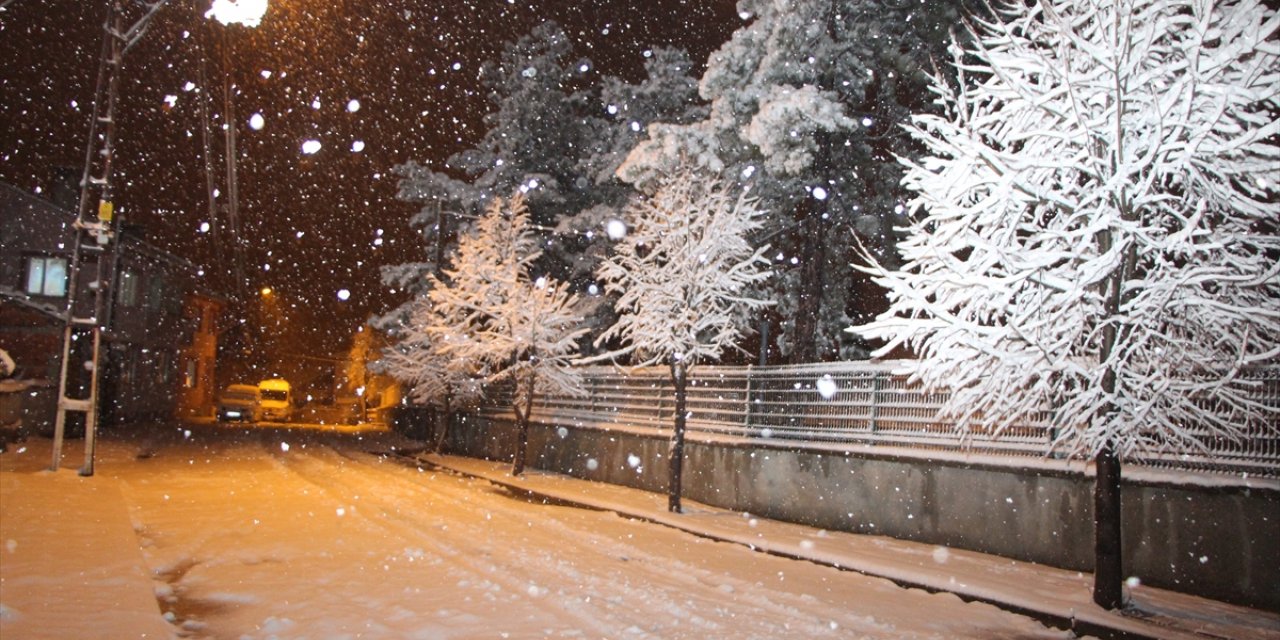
[790,198,827,364]
[668,360,688,513]
[511,371,536,476]
[432,389,452,454]
[1091,225,1136,610]
[1093,442,1123,609]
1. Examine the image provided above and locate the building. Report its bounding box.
[0,180,225,430]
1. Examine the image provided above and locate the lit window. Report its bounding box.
[25,256,68,297]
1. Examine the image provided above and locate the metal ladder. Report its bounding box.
[51,0,171,475]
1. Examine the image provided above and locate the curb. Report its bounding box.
[395,451,1232,640]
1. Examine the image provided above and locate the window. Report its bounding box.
[156,350,171,384]
[118,270,139,307]
[148,275,167,310]
[25,256,68,297]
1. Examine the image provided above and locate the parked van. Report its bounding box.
[257,379,293,422]
[217,384,261,422]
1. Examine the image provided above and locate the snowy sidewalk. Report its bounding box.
[413,452,1280,640]
[0,451,173,639]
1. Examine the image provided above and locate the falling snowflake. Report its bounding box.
[816,375,837,399]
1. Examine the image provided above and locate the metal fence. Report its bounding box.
[480,361,1280,478]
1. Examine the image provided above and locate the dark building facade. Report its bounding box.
[0,181,224,429]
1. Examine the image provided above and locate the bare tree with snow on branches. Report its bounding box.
[373,296,486,452]
[428,193,589,475]
[593,170,773,512]
[853,0,1280,609]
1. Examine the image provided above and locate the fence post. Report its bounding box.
[744,365,755,429]
[871,370,882,432]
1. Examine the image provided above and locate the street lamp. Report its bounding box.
[205,0,268,27]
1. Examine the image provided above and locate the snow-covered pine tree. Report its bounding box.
[618,0,975,363]
[593,171,773,512]
[429,193,588,475]
[853,0,1280,609]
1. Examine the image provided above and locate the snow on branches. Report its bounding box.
[428,193,587,399]
[854,0,1280,458]
[374,296,484,410]
[594,171,773,368]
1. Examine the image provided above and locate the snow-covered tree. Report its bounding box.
[373,298,486,452]
[387,27,708,349]
[618,0,975,362]
[593,171,773,512]
[429,193,589,475]
[853,0,1280,608]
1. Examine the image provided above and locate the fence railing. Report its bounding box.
[478,361,1280,478]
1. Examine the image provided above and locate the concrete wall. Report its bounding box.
[441,413,1280,611]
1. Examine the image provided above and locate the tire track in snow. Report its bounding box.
[269,442,932,639]
[264,442,678,637]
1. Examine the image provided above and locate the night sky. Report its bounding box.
[0,0,738,357]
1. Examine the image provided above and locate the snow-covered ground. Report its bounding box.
[1,423,1080,639]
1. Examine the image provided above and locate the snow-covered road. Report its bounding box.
[8,425,1076,639]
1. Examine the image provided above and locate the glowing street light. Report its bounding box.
[206,0,269,27]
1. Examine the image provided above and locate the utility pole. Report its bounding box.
[50,0,270,475]
[51,0,172,475]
